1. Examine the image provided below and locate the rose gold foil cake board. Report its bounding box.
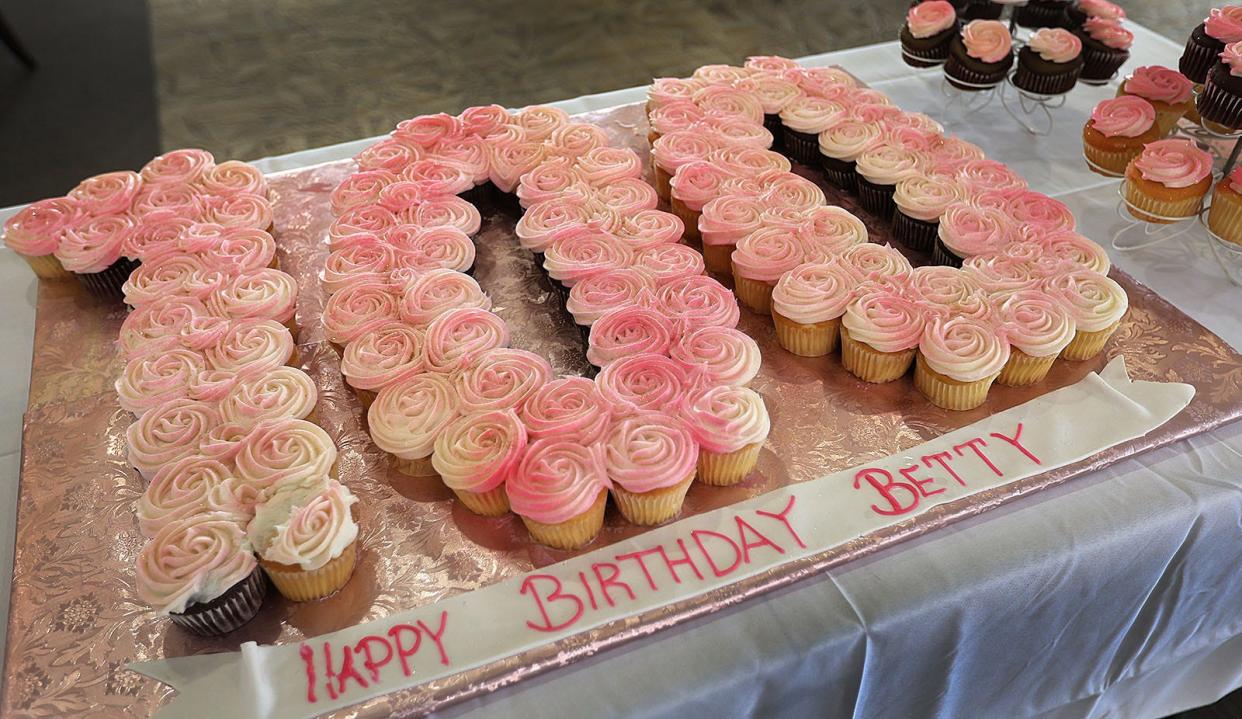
[6,101,1242,718]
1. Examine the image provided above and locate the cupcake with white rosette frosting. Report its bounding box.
[892,173,960,252]
[771,261,860,357]
[126,398,221,480]
[604,412,699,525]
[234,418,338,498]
[698,195,764,274]
[934,202,1015,267]
[137,456,236,538]
[219,366,319,428]
[855,144,924,220]
[587,306,675,367]
[915,314,1011,410]
[817,117,883,192]
[1045,269,1128,360]
[778,95,846,165]
[340,321,425,408]
[520,376,612,444]
[678,384,770,486]
[368,373,459,476]
[433,409,528,516]
[1014,27,1084,96]
[116,349,207,415]
[669,326,762,387]
[247,478,359,601]
[840,282,926,383]
[565,268,654,329]
[994,289,1077,386]
[136,512,266,635]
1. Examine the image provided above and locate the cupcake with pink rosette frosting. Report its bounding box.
[422,307,511,374]
[915,314,1011,410]
[1198,39,1242,130]
[1076,17,1133,84]
[657,275,740,330]
[54,213,141,298]
[247,478,359,601]
[126,398,221,480]
[604,412,698,525]
[136,512,266,635]
[901,1,959,68]
[1014,27,1084,96]
[2,197,81,279]
[771,261,860,357]
[340,321,425,407]
[137,456,236,538]
[432,409,527,516]
[668,160,735,242]
[893,173,960,252]
[520,376,612,443]
[116,349,206,415]
[840,282,926,383]
[507,438,610,549]
[945,20,1014,90]
[730,227,806,315]
[1118,66,1196,136]
[634,244,706,285]
[699,195,764,274]
[368,373,459,476]
[1124,138,1213,223]
[678,384,770,486]
[669,326,761,387]
[565,268,654,329]
[935,202,1014,267]
[993,289,1077,386]
[587,306,674,367]
[235,418,338,498]
[1083,95,1161,177]
[1045,268,1128,360]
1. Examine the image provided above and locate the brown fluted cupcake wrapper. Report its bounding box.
[914,356,998,411]
[453,485,511,517]
[697,443,762,486]
[520,490,608,550]
[169,566,267,637]
[611,473,695,525]
[1013,63,1081,96]
[261,540,358,602]
[764,113,784,151]
[781,127,821,166]
[75,257,140,300]
[1180,29,1222,85]
[892,211,939,253]
[1061,321,1121,361]
[773,310,839,357]
[1013,3,1068,29]
[702,242,734,274]
[820,155,859,193]
[944,55,1008,90]
[997,348,1059,387]
[933,238,966,268]
[857,177,897,221]
[840,327,916,383]
[1197,74,1242,131]
[1079,44,1128,83]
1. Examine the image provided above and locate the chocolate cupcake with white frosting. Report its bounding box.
[817,117,883,192]
[778,95,846,165]
[893,173,960,252]
[855,144,924,220]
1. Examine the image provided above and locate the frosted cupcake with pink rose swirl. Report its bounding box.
[206,269,299,329]
[219,366,318,428]
[915,314,1010,410]
[354,138,421,173]
[487,138,547,194]
[669,160,737,242]
[935,202,1015,267]
[397,269,492,326]
[901,0,959,69]
[1014,27,1084,96]
[126,397,221,479]
[779,95,847,164]
[945,19,1014,91]
[368,373,459,476]
[248,478,359,601]
[516,156,590,209]
[55,213,139,297]
[323,242,394,295]
[507,438,609,550]
[136,512,265,635]
[669,325,761,387]
[856,144,925,220]
[206,318,296,375]
[205,227,277,273]
[841,242,914,282]
[234,418,337,499]
[321,278,399,348]
[597,353,688,414]
[893,173,960,252]
[137,455,236,538]
[771,260,860,357]
[634,243,705,285]
[798,205,868,258]
[403,195,482,237]
[993,289,1076,386]
[1045,268,1128,360]
[1118,66,1194,136]
[328,205,397,250]
[121,253,205,307]
[116,348,207,416]
[648,100,706,142]
[1077,17,1133,84]
[433,409,527,516]
[387,225,476,275]
[1003,191,1076,234]
[657,275,739,330]
[118,295,206,359]
[1124,138,1213,223]
[2,196,82,278]
[545,122,610,161]
[613,209,684,252]
[543,230,635,288]
[962,254,1044,296]
[840,282,926,382]
[514,197,598,253]
[587,306,674,367]
[340,321,425,407]
[817,118,883,191]
[1040,231,1110,274]
[520,376,612,443]
[69,170,142,215]
[589,178,660,217]
[678,383,769,486]
[650,130,720,201]
[604,411,698,525]
[456,348,553,414]
[731,227,807,315]
[699,195,764,274]
[422,307,510,374]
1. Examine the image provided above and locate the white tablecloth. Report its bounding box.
[2,23,1240,719]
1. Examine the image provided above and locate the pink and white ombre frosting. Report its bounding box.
[596,353,688,413]
[235,418,337,495]
[249,479,358,571]
[669,326,761,387]
[1206,6,1242,43]
[1222,41,1242,76]
[456,348,553,413]
[906,1,956,39]
[398,269,492,326]
[368,373,459,462]
[938,203,1014,257]
[520,376,612,443]
[69,170,142,216]
[137,456,235,538]
[1083,18,1133,50]
[507,438,609,525]
[731,227,806,284]
[116,349,206,415]
[587,306,674,366]
[842,284,926,353]
[3,197,82,256]
[678,384,770,454]
[422,308,510,373]
[657,275,740,330]
[771,261,859,324]
[136,513,256,614]
[995,289,1077,357]
[126,397,221,479]
[1089,96,1156,137]
[1079,0,1125,20]
[919,315,1010,382]
[432,409,528,494]
[1125,66,1194,104]
[634,244,705,285]
[1133,139,1213,188]
[961,20,1013,64]
[341,321,425,391]
[220,366,318,427]
[604,412,698,493]
[322,279,399,345]
[1046,269,1128,332]
[1027,28,1081,63]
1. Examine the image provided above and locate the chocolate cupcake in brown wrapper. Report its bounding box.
[75,257,141,300]
[1181,9,1242,84]
[1197,50,1242,131]
[1075,18,1132,85]
[960,0,1002,21]
[944,20,1014,91]
[1013,28,1084,96]
[1014,0,1071,30]
[170,567,268,636]
[901,1,959,69]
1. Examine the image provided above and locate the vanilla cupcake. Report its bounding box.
[1124,138,1213,224]
[993,289,1076,386]
[699,195,764,274]
[668,326,762,387]
[840,283,926,383]
[730,227,806,315]
[248,478,359,601]
[668,160,735,242]
[915,314,1010,410]
[604,412,698,525]
[678,384,769,486]
[770,261,859,357]
[368,373,459,477]
[2,197,81,279]
[219,366,319,428]
[1046,269,1128,360]
[456,348,553,414]
[507,439,610,550]
[1209,166,1242,245]
[433,409,527,516]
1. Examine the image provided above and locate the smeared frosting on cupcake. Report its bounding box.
[1083,18,1133,50]
[126,397,221,478]
[235,418,337,495]
[771,261,859,324]
[634,244,706,285]
[604,412,698,493]
[487,140,547,193]
[249,479,358,571]
[136,513,256,614]
[137,455,234,537]
[1045,269,1129,332]
[118,295,206,358]
[588,306,675,366]
[906,0,956,39]
[919,315,1010,382]
[745,55,800,73]
[1089,95,1156,138]
[961,20,1013,63]
[1222,40,1242,76]
[842,283,925,353]
[1028,28,1082,63]
[456,348,553,413]
[433,409,527,494]
[657,275,740,330]
[678,384,770,454]
[1124,66,1193,104]
[963,254,1044,295]
[507,438,609,525]
[589,177,660,216]
[1133,138,1213,188]
[398,268,492,326]
[995,289,1077,357]
[368,373,459,462]
[597,353,688,413]
[422,307,510,373]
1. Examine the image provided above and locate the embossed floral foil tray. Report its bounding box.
[6,101,1242,718]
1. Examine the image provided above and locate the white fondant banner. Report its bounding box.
[131,358,1194,718]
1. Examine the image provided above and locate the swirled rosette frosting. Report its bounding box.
[798,206,869,256]
[1133,139,1213,189]
[938,202,1014,257]
[121,253,205,306]
[118,296,207,359]
[330,170,397,216]
[234,418,337,495]
[1083,17,1132,50]
[963,254,1044,295]
[514,105,570,142]
[648,77,705,109]
[206,269,298,324]
[520,376,612,443]
[507,438,610,524]
[374,181,424,213]
[387,225,476,274]
[604,411,698,493]
[68,170,142,216]
[613,209,684,251]
[249,479,358,571]
[400,158,475,197]
[856,144,924,186]
[894,174,959,222]
[205,319,295,374]
[1080,0,1125,20]
[196,421,250,466]
[651,130,720,174]
[323,241,394,294]
[355,138,422,173]
[1088,95,1156,138]
[575,146,644,185]
[842,283,926,353]
[329,205,397,248]
[634,244,705,285]
[403,195,482,239]
[394,112,463,147]
[699,195,764,247]
[397,268,492,326]
[1028,28,1081,63]
[1124,66,1194,105]
[908,265,981,307]
[432,409,527,494]
[136,513,256,614]
[918,315,1010,382]
[731,227,806,283]
[140,148,215,186]
[778,95,845,134]
[1045,269,1128,332]
[817,117,883,161]
[1040,231,1110,274]
[543,230,635,286]
[3,197,83,256]
[434,134,491,184]
[487,139,547,194]
[669,326,761,387]
[422,307,510,373]
[219,366,318,428]
[204,227,277,274]
[771,261,860,324]
[694,84,765,125]
[208,192,273,231]
[1004,191,1075,233]
[137,455,234,537]
[131,183,206,222]
[514,197,597,252]
[587,306,674,366]
[589,177,660,215]
[907,1,956,39]
[515,156,587,208]
[200,160,268,198]
[678,384,770,454]
[699,115,775,149]
[961,19,1013,63]
[956,159,1028,196]
[321,278,399,345]
[116,348,206,415]
[596,353,688,413]
[657,275,740,330]
[55,213,134,273]
[649,100,705,136]
[368,373,459,461]
[1206,7,1242,42]
[565,268,654,326]
[995,289,1077,357]
[744,55,800,74]
[760,171,827,211]
[340,321,425,391]
[841,242,914,281]
[126,398,221,478]
[455,348,553,413]
[669,160,736,213]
